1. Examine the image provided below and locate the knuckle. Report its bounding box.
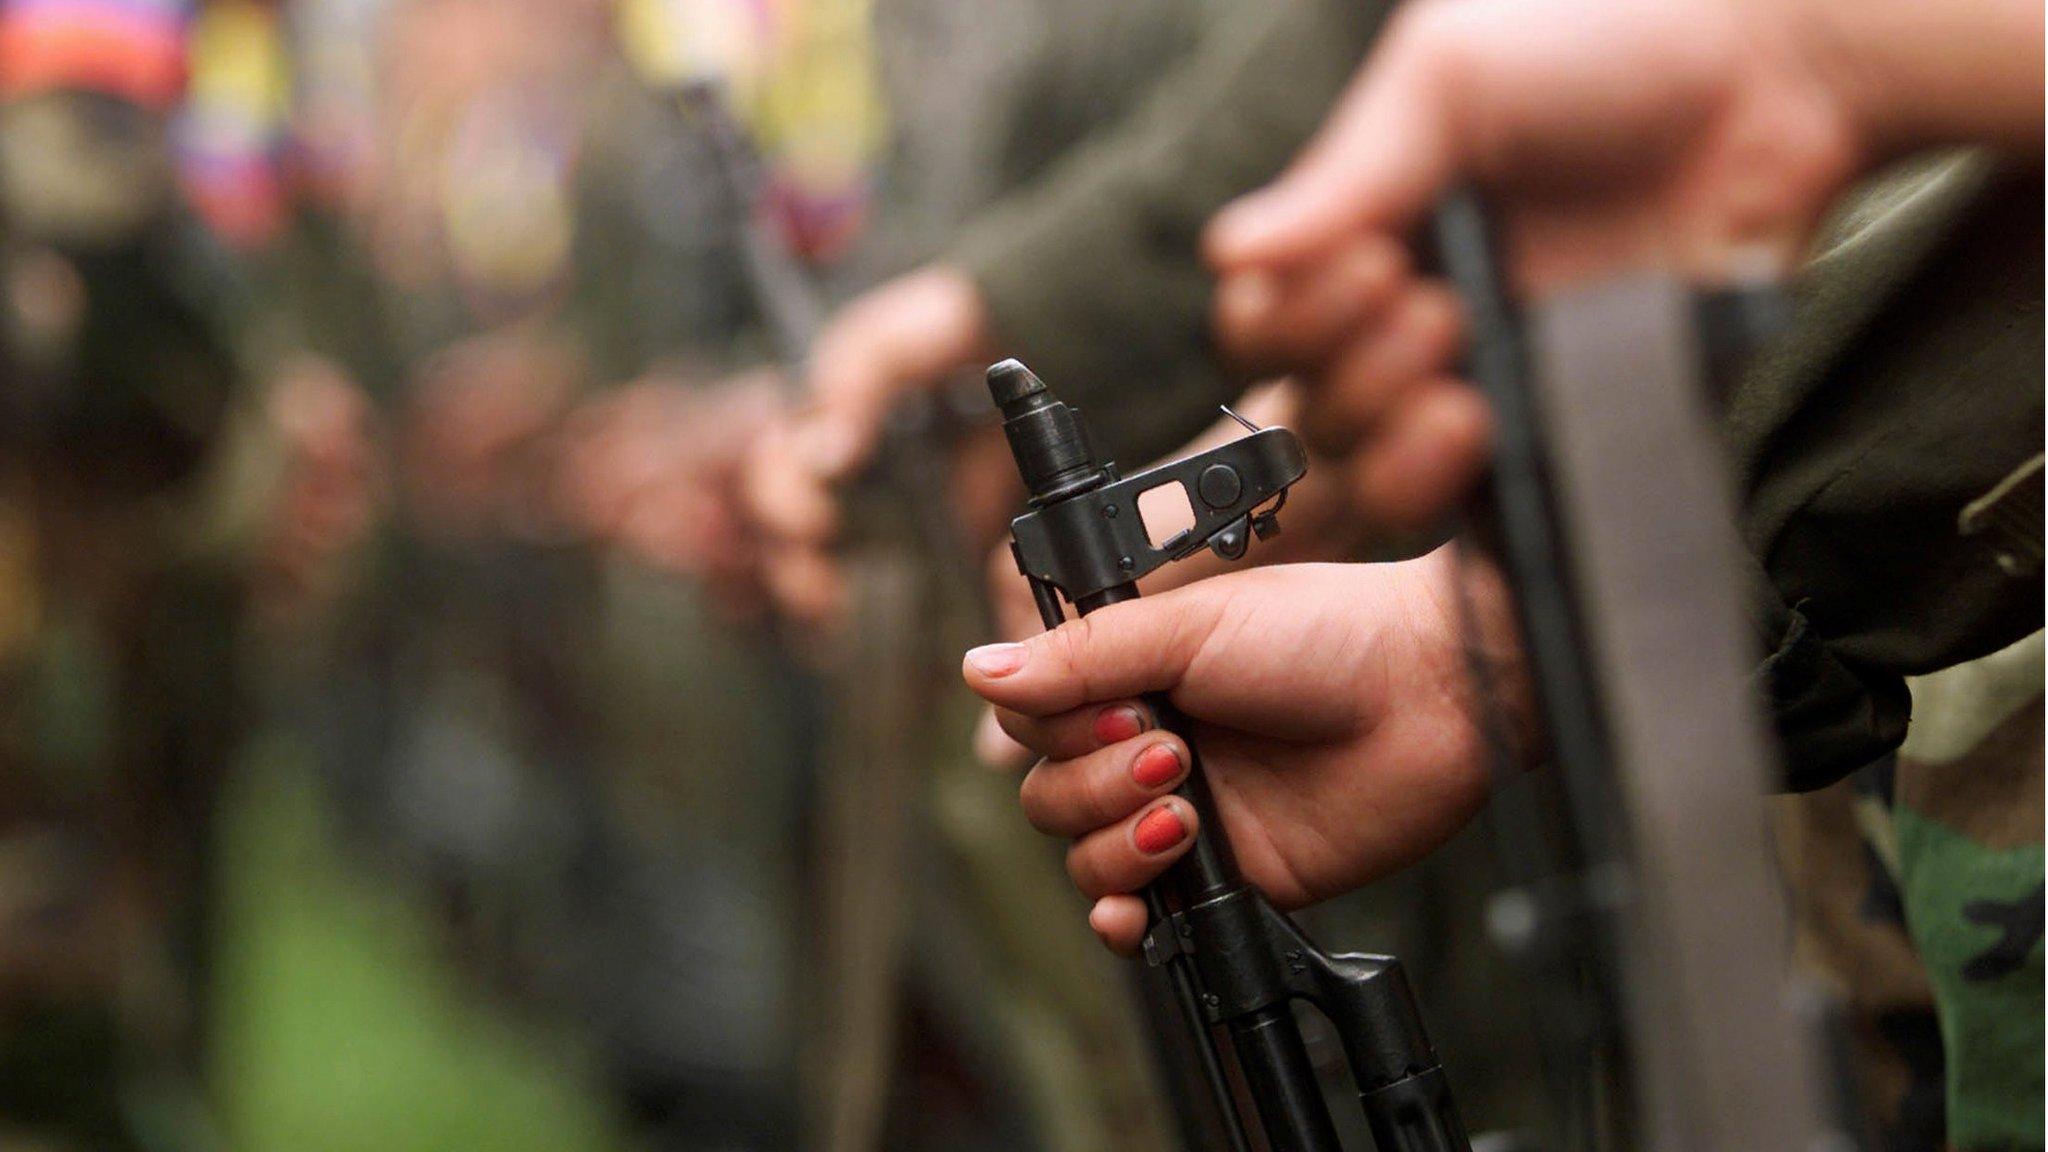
[1018,770,1058,834]
[1076,756,1121,828]
[1042,614,1098,694]
[1065,844,1108,897]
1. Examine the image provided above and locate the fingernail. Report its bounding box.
[1131,743,1184,790]
[1133,804,1187,855]
[965,642,1027,678]
[1088,918,1112,949]
[1092,705,1146,745]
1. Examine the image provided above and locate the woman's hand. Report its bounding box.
[962,554,1520,953]
[976,381,1414,768]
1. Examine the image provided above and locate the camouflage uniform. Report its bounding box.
[1752,153,2044,1152]
[245,4,1231,1147]
[0,70,263,1151]
[251,32,819,1149]
[1779,632,2042,1152]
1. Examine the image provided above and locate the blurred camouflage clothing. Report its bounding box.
[1779,633,2043,1152]
[0,54,258,1152]
[226,8,831,1147]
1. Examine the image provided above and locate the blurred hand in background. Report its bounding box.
[740,264,1010,628]
[400,330,583,542]
[254,357,385,623]
[1205,0,1901,530]
[555,368,784,619]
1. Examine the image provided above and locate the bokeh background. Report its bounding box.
[0,0,1736,1149]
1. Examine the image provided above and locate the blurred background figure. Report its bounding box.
[0,0,1320,1150]
[0,1,255,1148]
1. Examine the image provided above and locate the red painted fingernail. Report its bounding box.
[965,643,1026,677]
[1133,805,1187,855]
[1093,706,1146,745]
[1131,743,1183,790]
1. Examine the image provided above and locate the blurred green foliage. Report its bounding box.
[209,746,637,1152]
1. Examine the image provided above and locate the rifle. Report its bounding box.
[1432,191,1853,1150]
[990,358,1471,1152]
[987,184,1862,1149]
[671,79,1008,1152]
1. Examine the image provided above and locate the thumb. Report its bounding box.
[806,266,991,478]
[1204,13,1459,272]
[961,589,1220,717]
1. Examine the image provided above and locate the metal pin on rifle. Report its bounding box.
[990,358,1471,1152]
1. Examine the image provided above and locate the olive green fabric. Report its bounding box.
[950,0,1378,466]
[862,0,1228,284]
[1733,157,2045,788]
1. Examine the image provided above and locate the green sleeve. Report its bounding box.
[948,0,1380,464]
[1732,156,2044,788]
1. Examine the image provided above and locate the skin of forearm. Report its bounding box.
[1791,0,2044,153]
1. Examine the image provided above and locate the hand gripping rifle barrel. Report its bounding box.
[990,359,1471,1152]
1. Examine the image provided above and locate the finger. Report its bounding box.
[1064,798,1198,899]
[1088,895,1150,956]
[974,706,1035,771]
[960,591,1223,717]
[1205,8,1460,272]
[741,424,840,544]
[993,699,1156,763]
[1019,733,1190,838]
[762,542,847,627]
[1214,236,1409,373]
[1349,381,1494,532]
[1297,282,1465,455]
[806,267,989,479]
[987,548,1045,643]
